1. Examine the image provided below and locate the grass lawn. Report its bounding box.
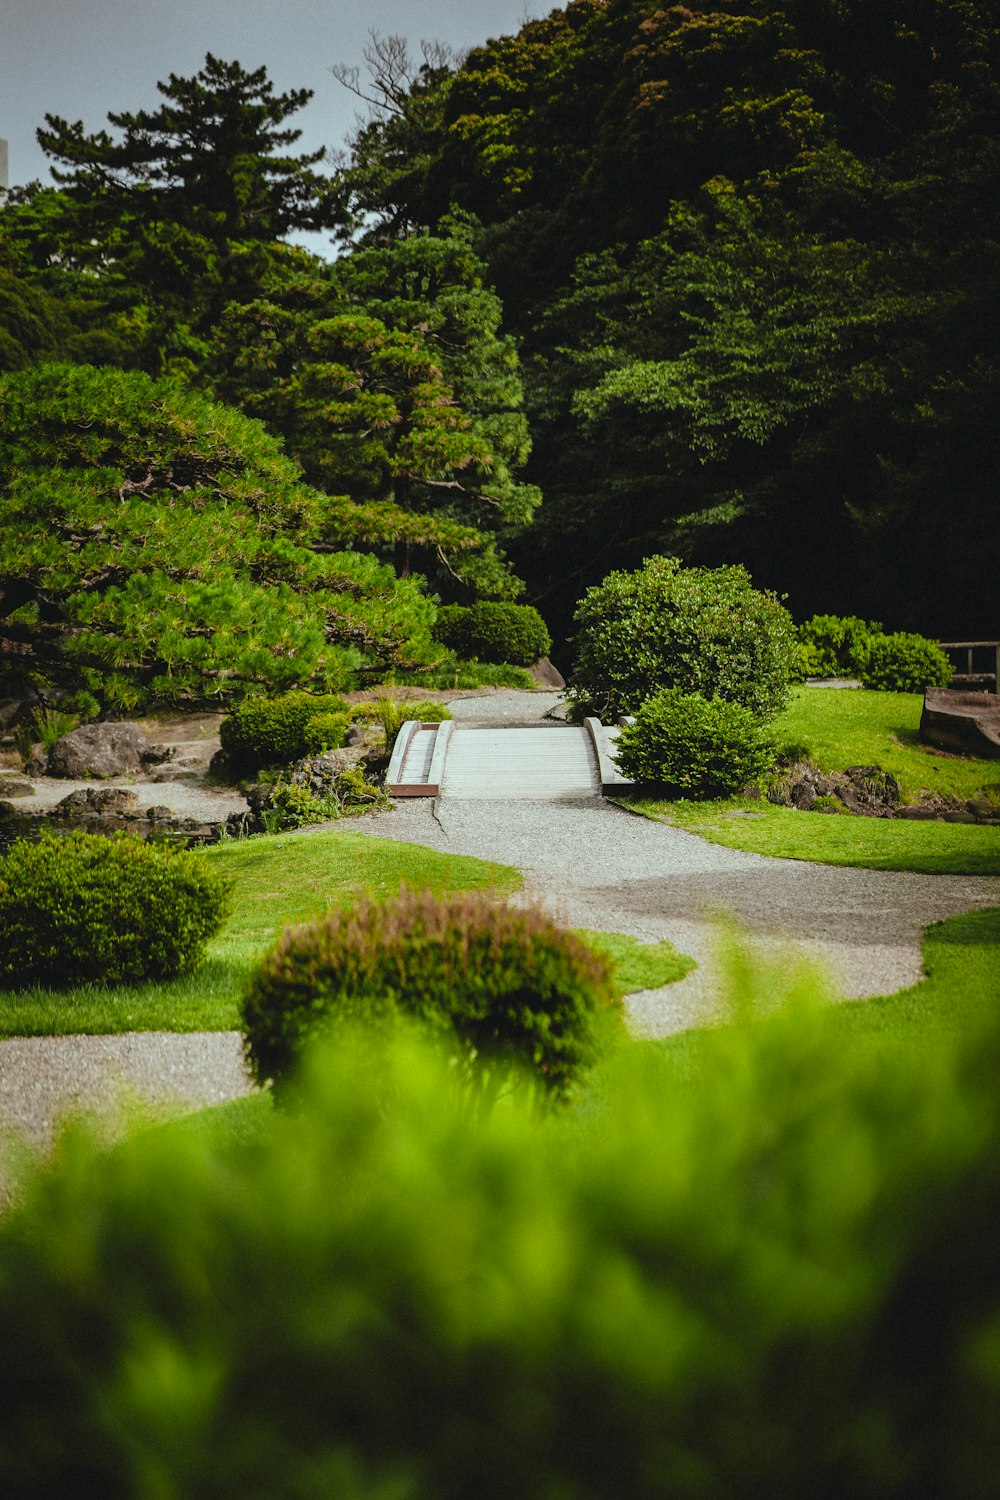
[656,906,1000,1077]
[626,686,1000,875]
[627,795,1000,876]
[0,826,694,1038]
[774,687,1000,802]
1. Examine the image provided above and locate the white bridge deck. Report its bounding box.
[386,718,630,800]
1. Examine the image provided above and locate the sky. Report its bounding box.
[2,1,548,201]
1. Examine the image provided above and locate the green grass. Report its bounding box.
[626,686,1000,875]
[775,687,999,802]
[0,827,521,1038]
[626,794,1000,875]
[578,931,696,995]
[0,830,697,1039]
[656,907,1000,1077]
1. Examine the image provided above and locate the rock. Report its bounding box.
[54,787,141,818]
[26,745,47,776]
[942,810,978,824]
[966,796,997,820]
[0,695,38,733]
[920,689,1000,759]
[0,778,35,798]
[140,743,175,767]
[895,806,940,820]
[0,800,20,818]
[145,805,174,821]
[208,747,240,783]
[787,780,817,811]
[48,722,149,778]
[529,656,566,689]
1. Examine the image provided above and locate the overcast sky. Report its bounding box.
[2,1,548,204]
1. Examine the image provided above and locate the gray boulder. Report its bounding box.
[47,722,149,778]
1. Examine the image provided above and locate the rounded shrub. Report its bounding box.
[242,885,617,1100]
[614,688,776,796]
[795,614,884,679]
[570,555,796,722]
[301,712,350,755]
[432,602,552,667]
[0,831,230,987]
[219,691,349,771]
[856,632,954,692]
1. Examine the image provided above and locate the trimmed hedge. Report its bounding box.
[219,692,349,771]
[795,614,953,690]
[242,885,617,1101]
[0,832,229,987]
[614,689,776,795]
[570,556,796,722]
[432,602,552,667]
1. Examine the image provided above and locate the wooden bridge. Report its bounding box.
[386,719,631,800]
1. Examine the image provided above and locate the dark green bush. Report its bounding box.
[795,614,884,678]
[300,712,350,755]
[432,602,552,666]
[614,688,776,795]
[242,885,617,1100]
[856,631,954,692]
[0,832,229,986]
[570,555,796,721]
[219,692,349,770]
[4,941,1000,1498]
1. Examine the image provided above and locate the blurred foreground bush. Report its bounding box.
[2,951,1000,1496]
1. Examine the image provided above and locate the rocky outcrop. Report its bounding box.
[920,690,1000,759]
[47,722,149,778]
[766,761,901,817]
[53,787,141,818]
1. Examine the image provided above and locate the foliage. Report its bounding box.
[796,614,886,679]
[570,555,796,721]
[615,688,776,795]
[29,707,79,753]
[432,601,551,666]
[856,632,954,693]
[257,782,341,835]
[334,2,1000,641]
[0,832,229,987]
[214,217,539,598]
[242,885,618,1101]
[0,364,439,710]
[390,660,536,691]
[220,693,349,772]
[6,960,1000,1494]
[300,712,350,756]
[0,826,522,1038]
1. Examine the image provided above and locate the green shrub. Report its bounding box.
[392,660,536,690]
[242,885,617,1101]
[258,782,340,835]
[570,555,796,722]
[795,614,884,678]
[614,688,776,795]
[219,692,349,771]
[351,698,452,728]
[0,832,229,986]
[300,712,350,755]
[856,631,954,692]
[333,766,392,812]
[433,602,552,666]
[5,959,1000,1497]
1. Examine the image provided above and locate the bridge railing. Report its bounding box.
[939,641,999,695]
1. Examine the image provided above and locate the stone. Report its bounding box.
[140,743,175,766]
[920,689,1000,759]
[787,780,816,811]
[942,810,977,824]
[529,656,567,689]
[966,796,997,820]
[47,722,149,778]
[145,805,174,821]
[54,787,141,818]
[895,806,940,820]
[0,800,20,818]
[0,778,35,798]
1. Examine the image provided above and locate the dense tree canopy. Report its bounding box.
[334,0,1000,638]
[215,216,539,598]
[0,365,437,711]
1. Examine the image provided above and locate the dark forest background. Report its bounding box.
[3,0,997,651]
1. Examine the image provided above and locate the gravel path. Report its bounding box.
[2,688,997,1191]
